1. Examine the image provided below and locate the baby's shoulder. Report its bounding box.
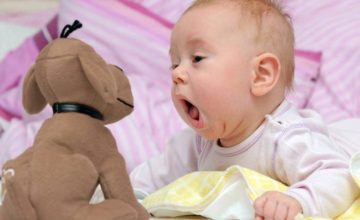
[269,103,326,129]
[264,103,330,144]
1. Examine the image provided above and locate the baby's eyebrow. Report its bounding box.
[187,38,204,46]
[168,38,212,57]
[187,38,213,51]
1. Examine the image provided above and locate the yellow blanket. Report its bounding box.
[143,153,360,219]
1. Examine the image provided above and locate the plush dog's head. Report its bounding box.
[22,38,134,124]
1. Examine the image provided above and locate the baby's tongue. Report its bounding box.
[189,105,199,120]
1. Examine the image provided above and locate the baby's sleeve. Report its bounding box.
[130,128,200,195]
[272,123,359,218]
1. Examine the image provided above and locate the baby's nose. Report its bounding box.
[172,67,188,85]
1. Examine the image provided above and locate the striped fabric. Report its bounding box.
[286,50,321,108]
[284,0,360,122]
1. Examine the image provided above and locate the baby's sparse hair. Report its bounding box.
[184,0,295,90]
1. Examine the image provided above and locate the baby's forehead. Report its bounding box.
[178,3,268,36]
[172,4,251,36]
[169,36,212,54]
[171,1,290,48]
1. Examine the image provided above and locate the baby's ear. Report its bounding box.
[22,65,47,114]
[250,53,281,96]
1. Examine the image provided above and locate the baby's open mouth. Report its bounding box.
[184,100,199,121]
[179,98,203,129]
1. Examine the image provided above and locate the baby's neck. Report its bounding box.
[219,96,285,148]
[218,111,266,148]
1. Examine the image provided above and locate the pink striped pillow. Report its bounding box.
[286,50,322,108]
[284,0,360,122]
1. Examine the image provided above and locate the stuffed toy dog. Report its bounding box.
[0,21,149,220]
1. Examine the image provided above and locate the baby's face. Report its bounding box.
[170,3,258,145]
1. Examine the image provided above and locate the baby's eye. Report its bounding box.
[193,56,204,63]
[170,64,179,70]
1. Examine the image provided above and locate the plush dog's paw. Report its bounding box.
[0,168,15,205]
[0,159,38,220]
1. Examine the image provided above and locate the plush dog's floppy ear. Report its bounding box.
[22,65,47,114]
[79,55,117,104]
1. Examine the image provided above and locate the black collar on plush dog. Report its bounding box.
[52,102,104,120]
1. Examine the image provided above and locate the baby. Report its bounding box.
[130,0,359,219]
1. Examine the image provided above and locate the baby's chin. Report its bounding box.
[193,127,219,141]
[177,108,220,140]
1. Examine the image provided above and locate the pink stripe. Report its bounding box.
[119,0,174,29]
[295,50,321,63]
[85,0,171,37]
[34,15,58,50]
[0,109,12,121]
[47,15,59,39]
[34,31,48,51]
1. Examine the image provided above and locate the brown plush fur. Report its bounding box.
[0,38,149,220]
